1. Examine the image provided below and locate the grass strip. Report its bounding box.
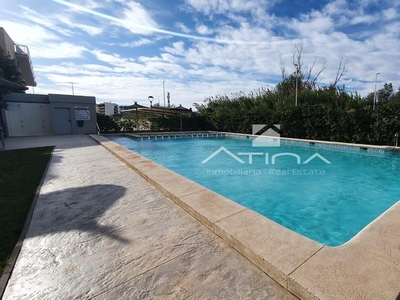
[0,146,52,274]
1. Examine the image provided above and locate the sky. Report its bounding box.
[1,0,399,109]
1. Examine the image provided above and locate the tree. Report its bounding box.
[365,82,394,104]
[279,43,347,100]
[379,83,393,103]
[280,43,327,93]
[331,54,348,88]
[96,114,120,133]
[390,86,400,103]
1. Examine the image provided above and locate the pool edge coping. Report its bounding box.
[90,133,400,300]
[219,131,397,150]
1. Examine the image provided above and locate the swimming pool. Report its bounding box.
[109,135,400,246]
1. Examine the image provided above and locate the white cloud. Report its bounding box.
[0,21,85,59]
[81,0,104,10]
[163,41,186,56]
[91,49,186,77]
[323,0,350,16]
[32,69,267,109]
[92,50,135,66]
[106,35,169,48]
[3,0,400,108]
[175,22,191,33]
[58,16,103,35]
[17,5,73,37]
[114,38,155,47]
[160,53,180,64]
[349,14,379,25]
[16,5,104,37]
[0,20,61,46]
[34,63,113,76]
[383,8,397,20]
[118,2,159,35]
[291,11,335,37]
[33,42,88,59]
[196,24,213,35]
[184,0,280,16]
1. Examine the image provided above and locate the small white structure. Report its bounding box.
[1,93,97,137]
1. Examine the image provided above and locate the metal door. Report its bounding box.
[55,108,72,135]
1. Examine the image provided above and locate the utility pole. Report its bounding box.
[373,72,380,110]
[71,82,75,95]
[163,81,166,107]
[294,64,298,107]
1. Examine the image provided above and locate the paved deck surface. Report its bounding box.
[2,135,297,300]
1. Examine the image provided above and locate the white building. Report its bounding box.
[0,28,97,137]
[2,93,97,137]
[97,102,119,116]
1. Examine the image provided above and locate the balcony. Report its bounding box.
[14,44,37,87]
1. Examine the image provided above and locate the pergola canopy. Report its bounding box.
[121,104,192,116]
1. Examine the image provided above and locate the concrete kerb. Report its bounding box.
[90,134,400,300]
[0,146,55,299]
[90,134,323,299]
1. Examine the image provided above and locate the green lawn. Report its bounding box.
[0,146,53,274]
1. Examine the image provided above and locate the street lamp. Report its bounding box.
[373,72,380,110]
[163,81,166,107]
[148,96,154,111]
[148,96,154,131]
[294,64,298,107]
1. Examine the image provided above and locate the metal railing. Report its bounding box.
[96,123,101,135]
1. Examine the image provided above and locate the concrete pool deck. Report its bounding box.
[1,135,297,300]
[90,134,400,300]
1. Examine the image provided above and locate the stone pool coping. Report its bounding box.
[90,134,400,300]
[221,131,398,151]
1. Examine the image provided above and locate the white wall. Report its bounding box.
[0,27,16,58]
[2,93,97,137]
[5,102,54,136]
[104,103,118,116]
[49,94,97,135]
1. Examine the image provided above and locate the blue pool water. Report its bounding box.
[109,135,400,246]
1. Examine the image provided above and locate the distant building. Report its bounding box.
[119,105,132,115]
[97,102,119,116]
[0,27,36,87]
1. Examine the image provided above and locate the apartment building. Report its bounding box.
[0,27,36,87]
[97,102,119,116]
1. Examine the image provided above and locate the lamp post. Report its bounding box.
[148,96,154,111]
[71,82,74,95]
[148,96,153,131]
[294,64,298,107]
[373,72,380,110]
[163,81,166,107]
